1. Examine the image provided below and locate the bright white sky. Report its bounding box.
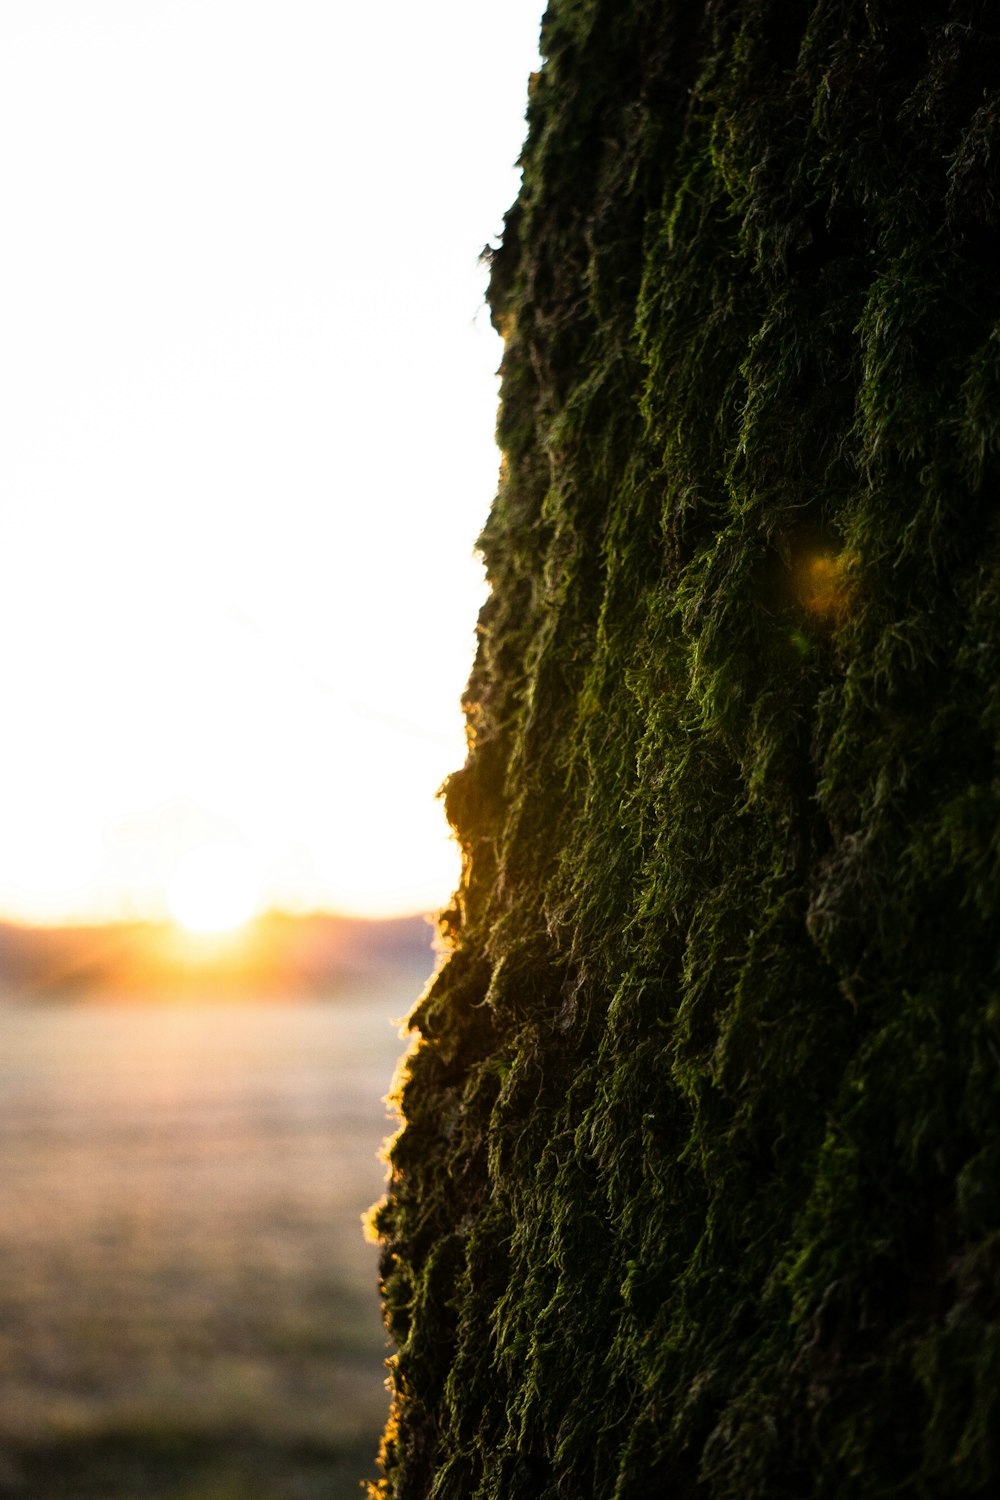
[0,0,544,925]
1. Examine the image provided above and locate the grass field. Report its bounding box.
[0,960,430,1498]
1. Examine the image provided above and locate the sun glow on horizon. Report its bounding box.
[166,846,262,935]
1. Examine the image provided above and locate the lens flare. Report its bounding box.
[795,550,856,624]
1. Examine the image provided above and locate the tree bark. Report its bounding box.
[372,3,1000,1495]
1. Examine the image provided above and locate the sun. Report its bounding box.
[166,845,261,934]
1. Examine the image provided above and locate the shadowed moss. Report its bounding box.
[371,2,1000,1495]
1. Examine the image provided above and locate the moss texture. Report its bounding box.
[370,2,1000,1495]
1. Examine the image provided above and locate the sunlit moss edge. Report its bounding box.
[371,2,1000,1496]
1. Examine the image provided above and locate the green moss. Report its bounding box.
[371,2,1000,1495]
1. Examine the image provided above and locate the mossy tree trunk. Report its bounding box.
[371,2,1000,1495]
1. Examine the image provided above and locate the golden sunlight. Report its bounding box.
[166,845,262,934]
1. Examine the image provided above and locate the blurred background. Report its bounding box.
[0,1,544,1494]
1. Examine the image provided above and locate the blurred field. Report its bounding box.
[0,954,432,1499]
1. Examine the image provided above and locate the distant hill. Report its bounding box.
[0,911,436,1001]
